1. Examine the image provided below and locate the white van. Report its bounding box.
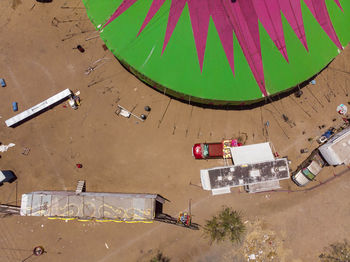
[292,155,324,186]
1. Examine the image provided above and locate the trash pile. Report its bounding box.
[242,220,285,262]
[115,104,151,122]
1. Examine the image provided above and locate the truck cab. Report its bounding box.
[192,140,242,159]
[192,143,222,159]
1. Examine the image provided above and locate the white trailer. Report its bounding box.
[20,191,165,221]
[319,127,350,166]
[200,142,290,195]
[5,89,73,127]
[200,158,290,195]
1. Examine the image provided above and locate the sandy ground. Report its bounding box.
[0,1,350,261]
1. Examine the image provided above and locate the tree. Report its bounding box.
[203,207,245,244]
[319,239,350,262]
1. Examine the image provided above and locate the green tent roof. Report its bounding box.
[83,0,350,105]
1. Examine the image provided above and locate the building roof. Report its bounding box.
[201,158,290,190]
[230,142,274,165]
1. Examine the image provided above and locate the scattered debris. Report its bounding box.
[105,243,109,249]
[282,114,289,122]
[316,128,335,144]
[337,104,348,115]
[248,254,256,260]
[116,106,131,118]
[85,34,99,41]
[237,133,248,145]
[76,164,83,168]
[317,136,328,144]
[294,90,303,98]
[263,121,269,138]
[115,105,145,122]
[282,114,296,127]
[12,102,18,112]
[33,246,44,256]
[322,128,334,139]
[0,143,15,152]
[51,17,59,27]
[22,147,30,156]
[0,78,6,87]
[68,95,80,110]
[140,106,151,120]
[68,98,78,110]
[73,45,85,53]
[310,79,316,85]
[242,220,286,262]
[300,148,309,154]
[102,44,108,51]
[52,17,89,28]
[85,58,110,75]
[61,5,86,9]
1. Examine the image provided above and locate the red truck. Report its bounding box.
[192,139,242,159]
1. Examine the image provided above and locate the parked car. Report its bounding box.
[0,170,17,186]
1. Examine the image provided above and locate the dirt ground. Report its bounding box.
[0,1,350,261]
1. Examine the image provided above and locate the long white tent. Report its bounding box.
[5,88,72,127]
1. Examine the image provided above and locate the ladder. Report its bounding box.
[75,180,86,194]
[0,204,20,216]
